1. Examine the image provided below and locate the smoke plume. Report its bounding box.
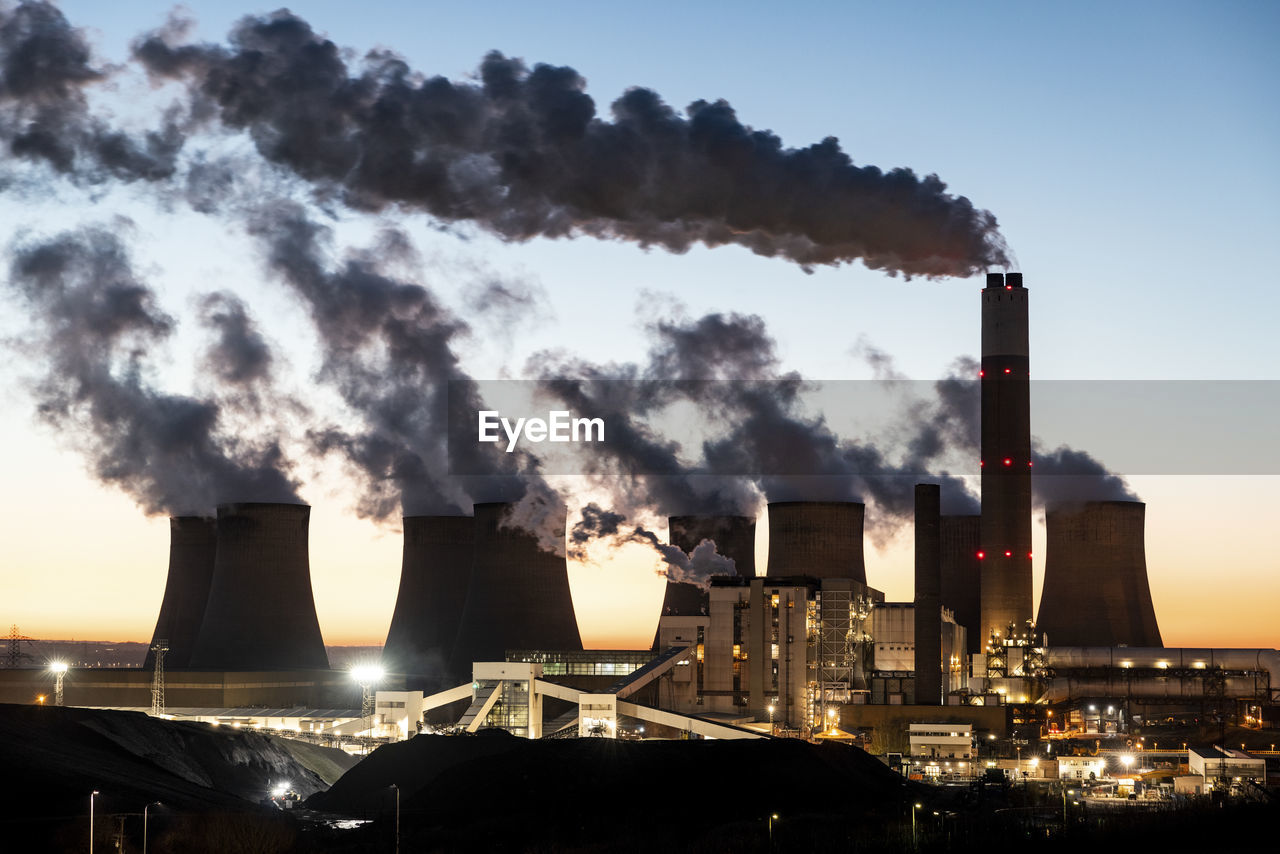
[134,8,1007,277]
[1031,444,1140,506]
[4,225,300,514]
[247,201,533,520]
[0,1,184,182]
[570,502,736,590]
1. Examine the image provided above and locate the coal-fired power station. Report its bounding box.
[657,514,757,619]
[1036,500,1162,648]
[381,515,475,684]
[980,271,1033,645]
[451,502,582,671]
[188,503,330,671]
[144,516,217,670]
[765,501,866,582]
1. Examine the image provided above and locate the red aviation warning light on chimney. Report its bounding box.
[979,272,1033,644]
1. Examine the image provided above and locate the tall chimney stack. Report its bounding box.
[1036,500,1162,648]
[914,484,942,705]
[144,516,217,670]
[765,501,865,582]
[188,503,329,671]
[980,271,1033,647]
[381,515,475,686]
[939,515,982,655]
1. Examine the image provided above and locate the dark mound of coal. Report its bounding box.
[0,702,352,817]
[309,733,911,850]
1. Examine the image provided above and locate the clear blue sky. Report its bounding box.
[2,0,1277,647]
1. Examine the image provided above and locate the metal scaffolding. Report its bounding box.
[150,640,168,716]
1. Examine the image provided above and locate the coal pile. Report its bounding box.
[0,703,355,818]
[309,732,912,851]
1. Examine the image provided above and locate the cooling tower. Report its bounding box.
[940,515,982,655]
[765,501,865,581]
[914,485,942,705]
[657,514,757,620]
[980,271,1034,646]
[381,515,475,684]
[1036,500,1162,648]
[188,503,329,671]
[450,502,582,670]
[144,516,217,671]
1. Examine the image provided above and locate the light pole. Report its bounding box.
[51,662,68,706]
[351,665,385,750]
[90,790,99,854]
[768,813,779,845]
[911,802,921,849]
[391,784,400,854]
[143,801,160,854]
[768,702,775,733]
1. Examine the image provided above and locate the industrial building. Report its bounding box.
[27,265,1276,774]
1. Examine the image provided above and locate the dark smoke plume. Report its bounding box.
[539,312,982,549]
[0,1,184,182]
[856,350,1138,509]
[247,201,531,520]
[1031,444,1140,506]
[4,225,300,514]
[570,502,735,590]
[134,9,1007,277]
[196,290,278,415]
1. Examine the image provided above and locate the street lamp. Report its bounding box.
[912,802,921,849]
[50,661,68,706]
[768,813,779,844]
[1120,754,1134,775]
[90,790,99,854]
[143,801,161,854]
[391,784,400,854]
[768,702,775,733]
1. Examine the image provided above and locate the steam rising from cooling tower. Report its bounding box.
[656,515,757,622]
[381,515,475,685]
[144,516,217,670]
[4,226,300,516]
[0,1,184,182]
[1036,500,1162,648]
[451,502,581,672]
[189,503,329,670]
[249,202,529,521]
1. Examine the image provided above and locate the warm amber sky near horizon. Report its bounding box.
[4,427,1276,651]
[1,1,1278,653]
